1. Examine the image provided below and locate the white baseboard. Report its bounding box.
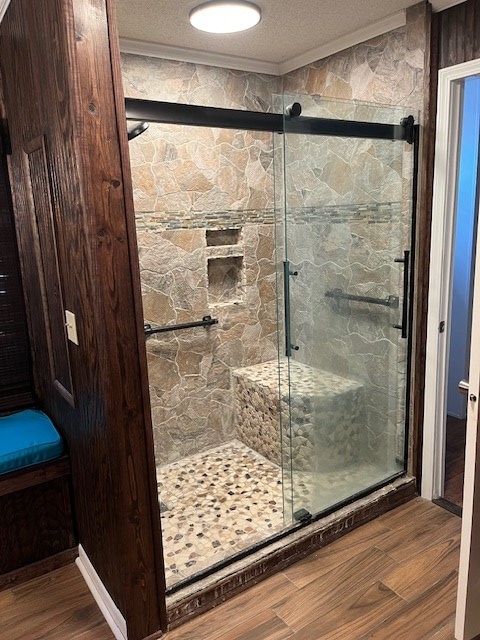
[76,544,128,640]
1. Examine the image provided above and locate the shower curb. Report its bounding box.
[166,475,417,629]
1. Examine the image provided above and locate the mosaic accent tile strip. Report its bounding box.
[288,201,403,224]
[135,202,402,231]
[135,209,275,231]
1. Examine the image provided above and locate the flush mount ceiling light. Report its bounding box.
[189,1,261,34]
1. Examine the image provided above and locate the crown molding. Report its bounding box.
[279,10,406,75]
[119,38,281,75]
[0,0,10,23]
[120,1,468,78]
[430,0,467,12]
[120,10,408,77]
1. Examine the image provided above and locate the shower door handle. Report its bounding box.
[393,250,410,339]
[283,260,298,357]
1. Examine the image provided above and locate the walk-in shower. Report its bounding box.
[126,94,418,591]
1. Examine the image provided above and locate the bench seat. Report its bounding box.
[0,408,75,590]
[0,409,64,474]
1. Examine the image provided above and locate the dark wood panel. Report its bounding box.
[0,1,166,638]
[0,137,33,411]
[0,547,78,592]
[436,0,480,70]
[105,0,168,621]
[0,9,55,404]
[0,476,75,575]
[410,1,433,487]
[24,136,74,402]
[70,0,167,635]
[0,456,70,497]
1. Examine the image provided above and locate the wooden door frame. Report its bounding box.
[421,57,480,502]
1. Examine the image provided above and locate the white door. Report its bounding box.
[421,57,480,640]
[456,218,480,637]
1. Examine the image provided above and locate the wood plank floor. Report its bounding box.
[444,415,466,508]
[0,562,115,639]
[0,498,461,639]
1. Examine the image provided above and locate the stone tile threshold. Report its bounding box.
[166,474,415,627]
[157,439,393,590]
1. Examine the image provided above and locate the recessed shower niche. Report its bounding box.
[206,228,241,246]
[128,94,417,592]
[207,256,244,304]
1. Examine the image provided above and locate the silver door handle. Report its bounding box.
[459,379,469,394]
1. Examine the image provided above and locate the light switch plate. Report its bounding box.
[65,309,79,345]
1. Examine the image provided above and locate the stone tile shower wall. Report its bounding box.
[122,1,427,469]
[283,198,408,467]
[122,55,281,464]
[282,4,427,111]
[138,223,277,464]
[279,2,427,466]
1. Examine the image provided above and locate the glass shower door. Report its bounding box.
[277,96,415,520]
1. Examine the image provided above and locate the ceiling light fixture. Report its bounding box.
[189,1,261,34]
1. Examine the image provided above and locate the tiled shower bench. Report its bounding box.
[233,359,366,472]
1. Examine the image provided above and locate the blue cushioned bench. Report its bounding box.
[0,409,76,589]
[0,409,64,474]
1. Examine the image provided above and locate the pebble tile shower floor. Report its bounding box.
[157,441,284,587]
[157,440,387,588]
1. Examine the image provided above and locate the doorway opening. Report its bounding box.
[126,94,418,593]
[443,76,480,514]
[423,72,480,517]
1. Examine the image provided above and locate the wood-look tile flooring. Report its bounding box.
[0,562,115,640]
[444,415,466,508]
[0,498,461,640]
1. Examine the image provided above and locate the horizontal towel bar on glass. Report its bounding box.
[325,288,399,308]
[144,315,219,337]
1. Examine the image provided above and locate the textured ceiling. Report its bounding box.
[114,0,461,70]
[115,0,422,65]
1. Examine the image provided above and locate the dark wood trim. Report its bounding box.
[433,496,463,518]
[0,456,70,496]
[104,0,168,631]
[410,1,433,488]
[0,2,164,638]
[70,1,166,637]
[0,547,78,592]
[167,478,417,629]
[412,0,480,490]
[142,632,165,640]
